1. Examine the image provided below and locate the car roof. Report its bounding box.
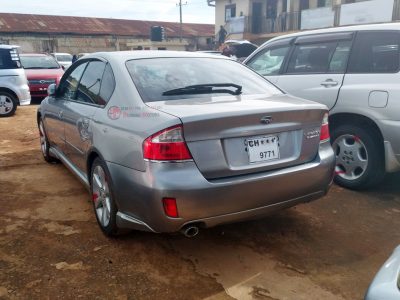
[0,45,20,49]
[51,53,72,55]
[20,53,51,57]
[84,50,232,62]
[267,22,400,44]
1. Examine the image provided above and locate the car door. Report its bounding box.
[276,33,354,109]
[46,61,88,151]
[63,59,108,173]
[246,39,292,84]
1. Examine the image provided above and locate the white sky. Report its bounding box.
[0,0,215,24]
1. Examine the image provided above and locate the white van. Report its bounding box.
[245,23,400,190]
[0,45,31,117]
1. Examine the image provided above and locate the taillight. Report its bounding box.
[143,125,192,161]
[320,113,330,142]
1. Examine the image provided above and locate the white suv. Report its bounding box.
[245,23,400,190]
[0,45,31,117]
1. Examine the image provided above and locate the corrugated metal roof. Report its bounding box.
[0,13,214,38]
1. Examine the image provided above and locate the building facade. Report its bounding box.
[213,0,400,43]
[0,13,215,53]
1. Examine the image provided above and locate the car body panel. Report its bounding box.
[365,246,400,300]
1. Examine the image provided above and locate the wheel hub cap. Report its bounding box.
[333,134,368,181]
[92,166,111,227]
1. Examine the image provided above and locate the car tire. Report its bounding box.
[331,124,385,190]
[90,157,120,236]
[0,91,17,117]
[38,120,59,163]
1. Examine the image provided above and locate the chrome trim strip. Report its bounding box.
[116,212,156,232]
[49,146,90,189]
[144,159,194,163]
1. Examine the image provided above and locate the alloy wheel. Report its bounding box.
[92,165,112,227]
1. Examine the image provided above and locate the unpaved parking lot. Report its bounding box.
[1,106,399,300]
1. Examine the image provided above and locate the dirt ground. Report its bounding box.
[1,106,399,300]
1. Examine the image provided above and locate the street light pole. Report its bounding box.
[177,0,187,43]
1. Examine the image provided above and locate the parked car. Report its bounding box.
[0,45,31,117]
[37,51,335,236]
[51,52,73,69]
[20,53,64,99]
[245,23,400,190]
[365,246,400,300]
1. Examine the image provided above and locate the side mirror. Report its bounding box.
[61,65,65,71]
[47,83,56,97]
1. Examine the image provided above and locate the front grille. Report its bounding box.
[29,79,56,85]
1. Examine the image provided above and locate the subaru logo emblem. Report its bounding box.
[40,80,45,84]
[260,116,273,125]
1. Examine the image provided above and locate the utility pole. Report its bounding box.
[177,0,187,42]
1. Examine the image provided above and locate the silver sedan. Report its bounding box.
[37,51,335,236]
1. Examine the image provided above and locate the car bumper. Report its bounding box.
[365,246,400,300]
[108,142,335,233]
[16,85,31,105]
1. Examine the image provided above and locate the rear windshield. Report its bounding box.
[126,57,282,102]
[0,48,21,69]
[56,54,72,62]
[20,55,60,69]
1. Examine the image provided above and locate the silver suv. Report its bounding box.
[245,23,400,190]
[0,45,31,117]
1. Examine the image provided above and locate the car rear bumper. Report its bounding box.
[379,120,400,172]
[17,85,31,105]
[108,141,335,233]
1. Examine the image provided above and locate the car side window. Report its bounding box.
[98,63,116,105]
[58,62,88,99]
[328,41,352,73]
[348,31,400,73]
[287,42,337,74]
[247,45,290,76]
[75,60,107,105]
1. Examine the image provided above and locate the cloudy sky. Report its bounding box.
[0,0,215,24]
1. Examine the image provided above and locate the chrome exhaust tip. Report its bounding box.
[181,225,199,238]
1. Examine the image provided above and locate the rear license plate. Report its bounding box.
[246,135,280,163]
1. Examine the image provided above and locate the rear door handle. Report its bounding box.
[321,80,338,87]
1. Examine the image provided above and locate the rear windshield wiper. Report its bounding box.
[162,83,242,96]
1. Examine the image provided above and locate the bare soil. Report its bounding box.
[1,106,399,300]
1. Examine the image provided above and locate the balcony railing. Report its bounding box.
[226,0,400,37]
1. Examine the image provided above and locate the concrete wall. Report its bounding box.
[0,33,211,54]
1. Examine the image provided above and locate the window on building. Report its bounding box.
[225,4,236,21]
[266,0,278,19]
[348,32,400,73]
[317,0,326,7]
[247,45,290,76]
[300,0,309,10]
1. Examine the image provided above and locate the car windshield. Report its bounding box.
[56,54,72,62]
[20,55,60,69]
[126,57,282,102]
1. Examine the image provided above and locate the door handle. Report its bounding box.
[321,79,338,87]
[58,110,63,119]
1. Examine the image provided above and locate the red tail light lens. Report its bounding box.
[143,125,192,161]
[162,198,179,218]
[320,113,330,142]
